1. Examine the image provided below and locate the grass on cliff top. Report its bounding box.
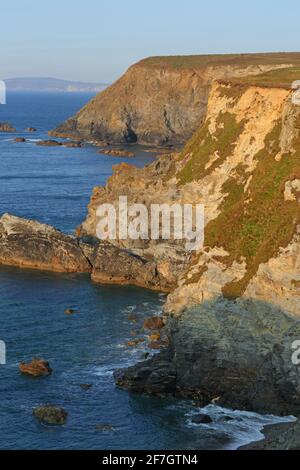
[204,121,300,299]
[177,112,245,185]
[137,53,300,70]
[227,65,300,89]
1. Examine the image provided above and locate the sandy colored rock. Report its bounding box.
[0,213,91,273]
[143,316,164,330]
[19,358,52,377]
[0,122,16,132]
[115,298,300,415]
[36,139,62,147]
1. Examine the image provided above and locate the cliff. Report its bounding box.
[79,68,300,318]
[3,59,300,420]
[51,52,300,146]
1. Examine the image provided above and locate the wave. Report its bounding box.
[185,404,296,450]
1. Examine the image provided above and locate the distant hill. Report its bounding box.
[5,77,109,93]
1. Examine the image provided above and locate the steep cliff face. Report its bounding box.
[51,53,300,146]
[165,81,300,317]
[80,76,300,318]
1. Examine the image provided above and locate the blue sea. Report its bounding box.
[0,92,293,450]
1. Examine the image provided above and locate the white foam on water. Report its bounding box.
[185,404,296,450]
[93,365,114,378]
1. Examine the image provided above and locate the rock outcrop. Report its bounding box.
[36,139,62,147]
[99,148,135,158]
[19,358,52,377]
[0,213,91,273]
[0,214,174,292]
[0,122,16,132]
[115,298,300,415]
[90,242,175,292]
[33,406,68,425]
[240,421,300,450]
[51,53,300,146]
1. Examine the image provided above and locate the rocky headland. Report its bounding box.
[50,52,300,146]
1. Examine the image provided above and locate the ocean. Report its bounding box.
[0,92,294,449]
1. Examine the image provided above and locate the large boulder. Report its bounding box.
[0,214,91,273]
[115,298,300,415]
[19,358,52,377]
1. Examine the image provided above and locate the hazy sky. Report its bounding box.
[1,0,300,82]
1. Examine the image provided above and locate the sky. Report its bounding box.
[1,0,300,83]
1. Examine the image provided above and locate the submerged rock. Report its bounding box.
[0,213,91,273]
[95,423,115,432]
[19,358,52,377]
[33,406,68,425]
[80,383,93,390]
[14,137,26,143]
[191,414,213,425]
[0,122,16,132]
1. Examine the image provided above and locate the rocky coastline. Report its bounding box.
[3,54,300,449]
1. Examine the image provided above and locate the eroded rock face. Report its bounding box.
[0,214,91,273]
[90,243,175,292]
[115,298,300,415]
[77,81,300,318]
[51,54,296,146]
[240,421,300,450]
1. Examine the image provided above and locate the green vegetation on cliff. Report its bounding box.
[205,120,300,298]
[138,52,300,70]
[177,112,245,184]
